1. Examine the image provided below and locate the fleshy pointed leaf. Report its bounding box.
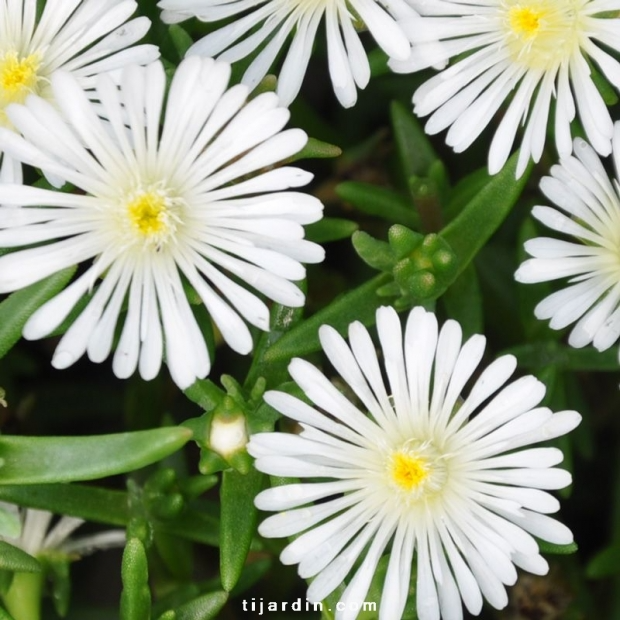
[0,266,76,359]
[120,538,150,620]
[0,428,192,484]
[440,151,530,278]
[220,468,262,592]
[305,217,358,243]
[0,542,40,574]
[160,591,228,620]
[336,181,419,228]
[391,100,437,180]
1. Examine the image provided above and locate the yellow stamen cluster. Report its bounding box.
[127,191,169,237]
[509,6,542,36]
[121,187,184,250]
[0,51,42,128]
[0,51,40,101]
[390,451,429,491]
[503,0,581,71]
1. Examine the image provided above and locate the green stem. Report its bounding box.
[2,571,43,620]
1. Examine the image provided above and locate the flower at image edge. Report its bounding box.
[516,123,620,358]
[157,0,418,107]
[0,0,159,184]
[0,504,125,558]
[390,0,620,177]
[249,306,581,620]
[0,57,325,389]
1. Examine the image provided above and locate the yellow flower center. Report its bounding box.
[503,0,582,71]
[390,452,429,491]
[386,440,449,504]
[0,52,40,100]
[127,191,169,237]
[0,51,42,127]
[121,187,183,249]
[509,6,542,35]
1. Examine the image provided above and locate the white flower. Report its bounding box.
[1,504,125,558]
[0,57,325,389]
[515,124,620,356]
[390,0,620,177]
[0,0,159,184]
[248,306,580,620]
[157,0,417,108]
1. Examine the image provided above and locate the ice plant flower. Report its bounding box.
[390,0,620,177]
[0,504,125,620]
[157,0,417,108]
[1,504,125,558]
[0,0,159,184]
[249,306,580,620]
[0,57,324,388]
[516,124,620,357]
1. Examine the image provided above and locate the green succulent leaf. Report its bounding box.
[587,543,620,579]
[336,181,419,228]
[167,24,193,58]
[537,540,578,555]
[0,607,15,620]
[0,507,20,540]
[0,427,192,484]
[442,264,483,338]
[505,341,620,371]
[0,266,76,360]
[288,137,342,162]
[157,590,228,620]
[262,273,390,363]
[352,231,395,271]
[0,543,40,574]
[0,484,129,527]
[440,151,530,279]
[120,538,151,620]
[219,468,262,592]
[46,558,70,618]
[390,100,437,181]
[184,380,225,414]
[304,217,358,243]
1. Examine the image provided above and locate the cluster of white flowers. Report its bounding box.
[3,0,620,618]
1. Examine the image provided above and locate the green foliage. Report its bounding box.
[587,543,620,579]
[287,137,342,162]
[336,182,420,228]
[157,591,228,620]
[304,217,358,243]
[262,273,390,363]
[0,428,191,484]
[219,469,263,592]
[0,543,40,574]
[390,101,437,181]
[120,538,151,620]
[440,151,531,279]
[0,267,76,360]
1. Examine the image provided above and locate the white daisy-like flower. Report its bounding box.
[390,0,620,177]
[0,57,324,389]
[516,124,620,355]
[0,0,159,184]
[157,0,417,108]
[1,504,125,558]
[248,306,581,620]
